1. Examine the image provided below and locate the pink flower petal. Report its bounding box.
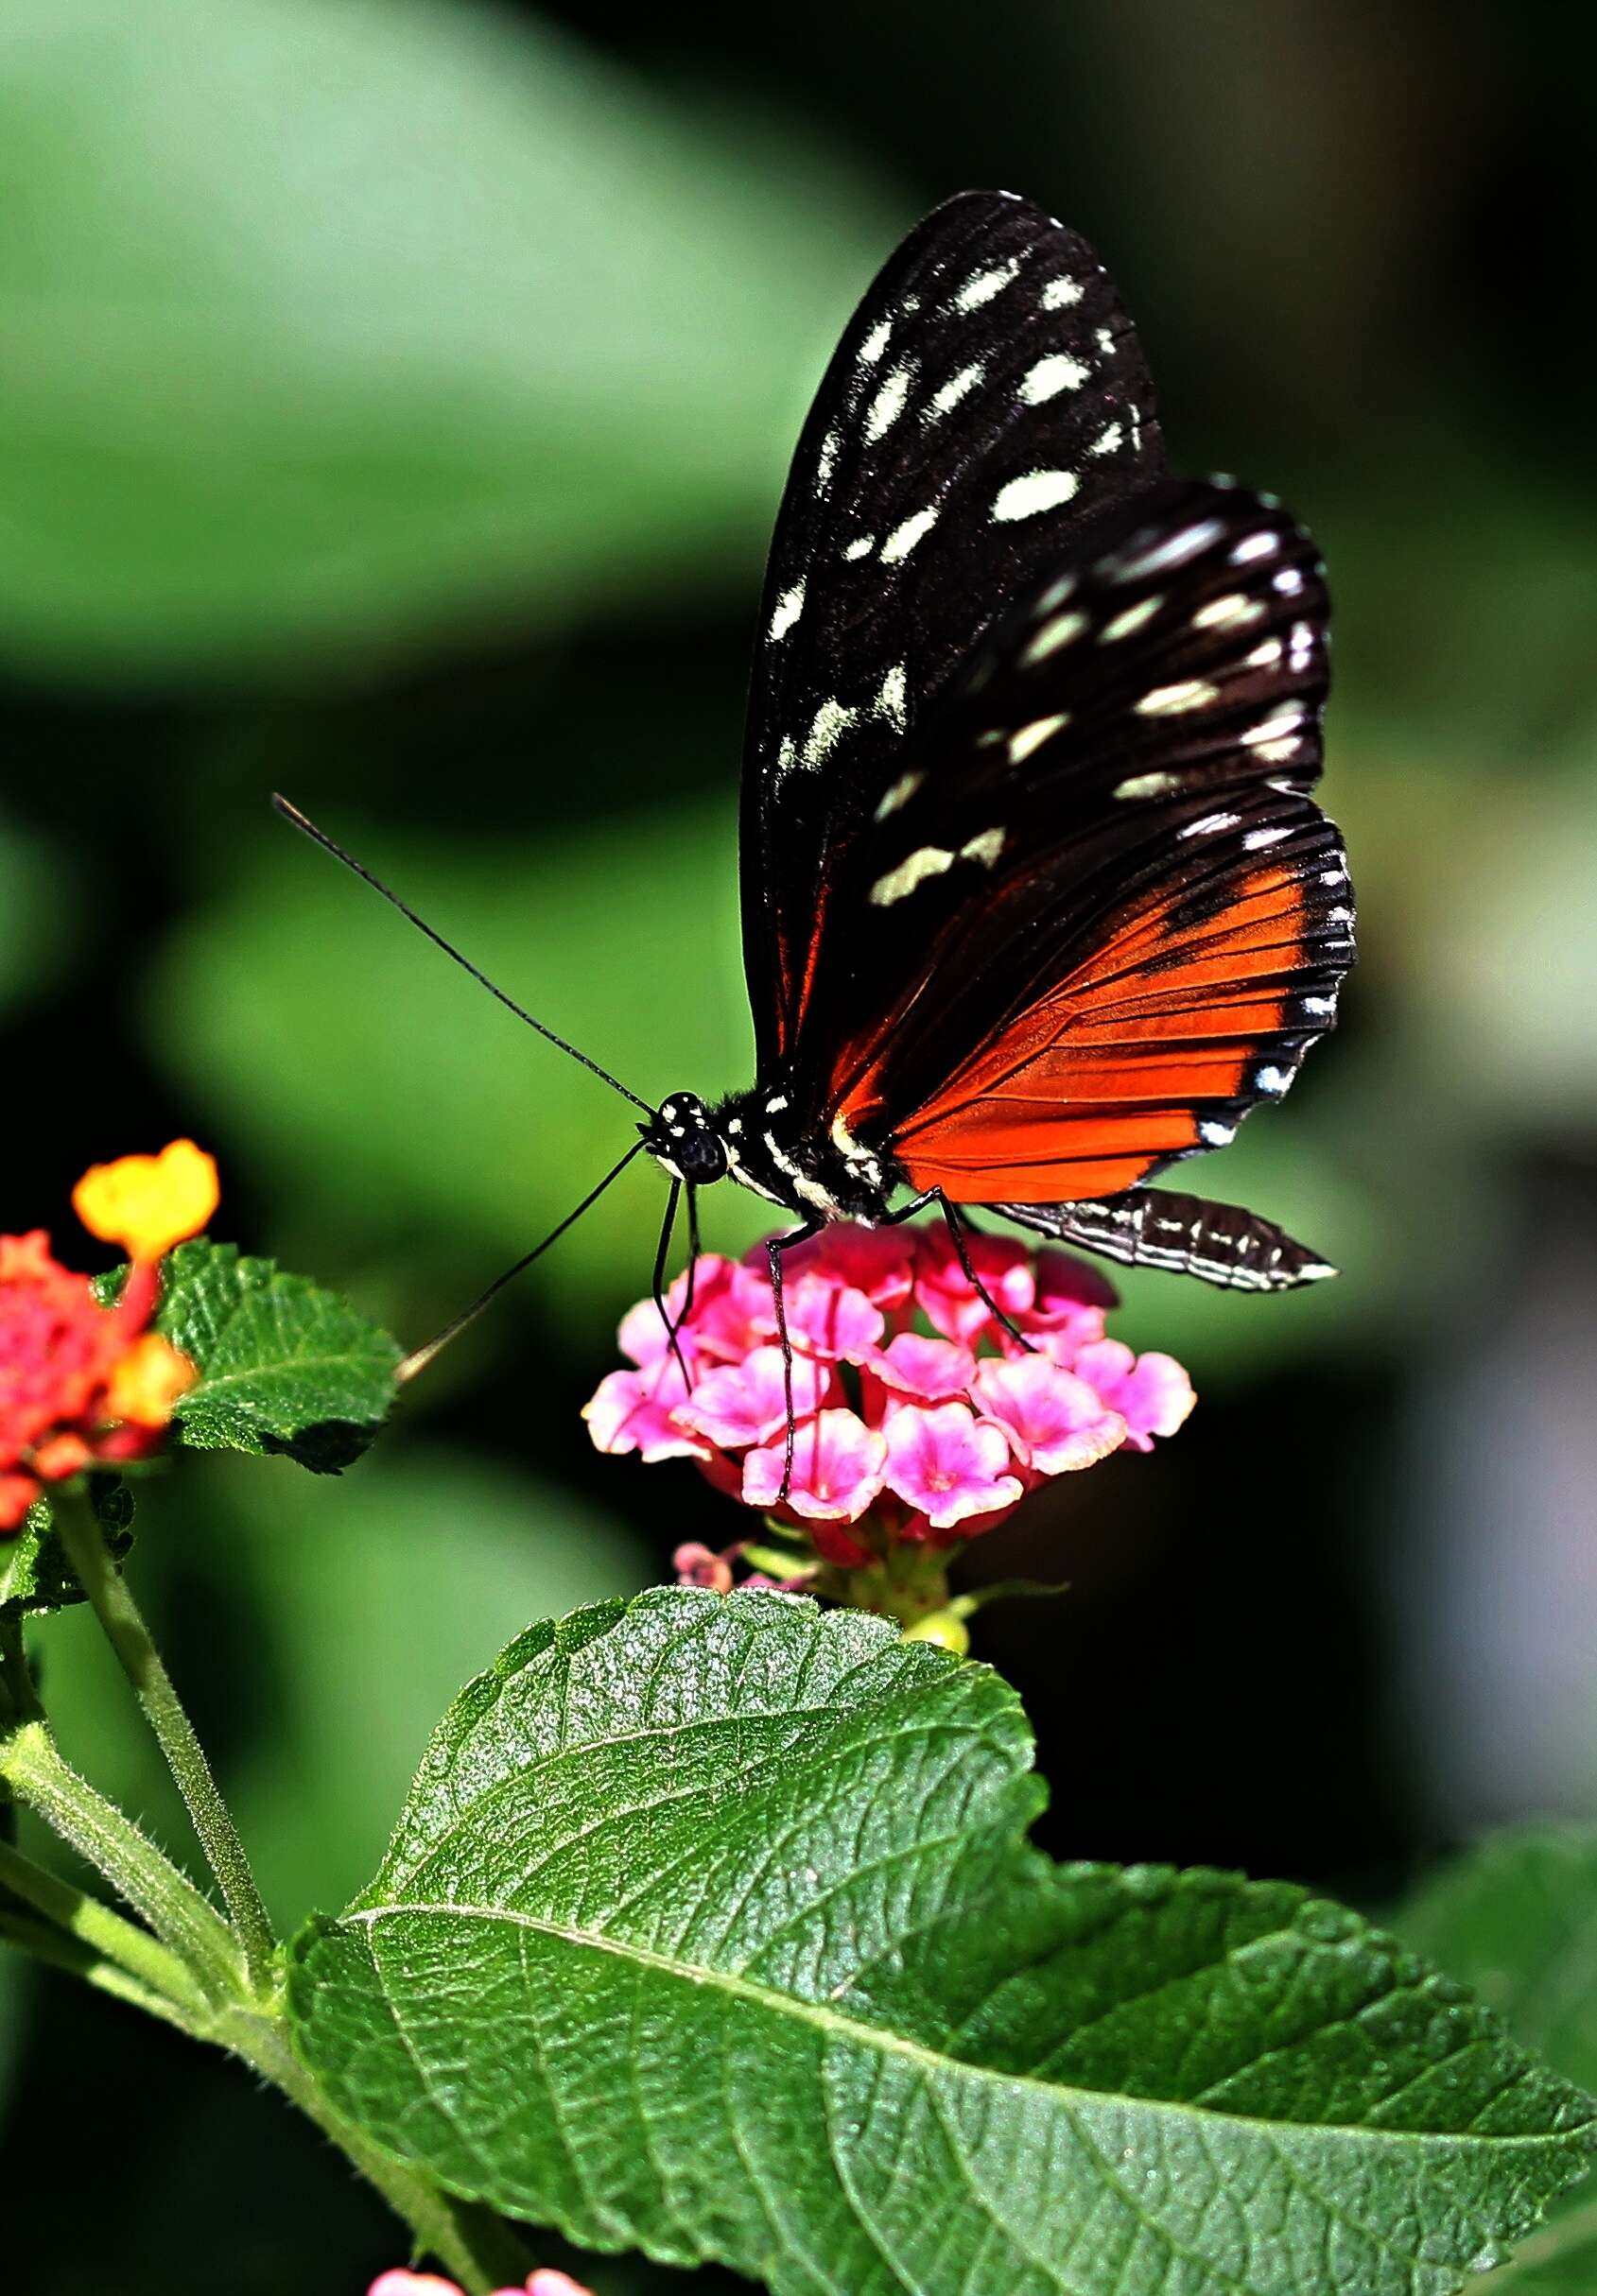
[970,1354,1127,1473]
[880,1402,1023,1530]
[1072,1339,1196,1452]
[742,1408,887,1521]
[674,1345,831,1449]
[863,1331,977,1402]
[742,1262,885,1362]
[527,2274,599,2296]
[1004,1247,1116,1358]
[782,1224,917,1308]
[368,2277,466,2296]
[912,1226,1037,1344]
[618,1254,764,1369]
[582,1360,709,1463]
[672,1541,735,1592]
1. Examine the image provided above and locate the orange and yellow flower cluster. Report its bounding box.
[0,1141,218,1530]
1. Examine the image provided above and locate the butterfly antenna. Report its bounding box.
[271,795,653,1114]
[396,1137,648,1384]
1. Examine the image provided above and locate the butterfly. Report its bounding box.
[279,188,1353,1396]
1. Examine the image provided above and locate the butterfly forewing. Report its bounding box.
[741,190,1166,1071]
[787,479,1353,1200]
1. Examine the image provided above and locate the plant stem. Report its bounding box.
[0,1614,39,1719]
[222,2010,532,2294]
[52,1492,276,1993]
[0,1719,242,2001]
[0,1907,200,2034]
[0,1832,207,2014]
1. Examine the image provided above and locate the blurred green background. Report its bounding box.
[3,0,1595,2287]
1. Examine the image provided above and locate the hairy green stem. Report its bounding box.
[52,1493,276,1992]
[223,2011,531,2293]
[0,1907,200,2033]
[0,1832,207,2013]
[0,1719,242,2001]
[0,1614,39,1719]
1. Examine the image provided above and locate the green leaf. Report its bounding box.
[1396,1829,1597,2291]
[0,0,891,680]
[0,1478,133,1622]
[289,1591,1595,2296]
[157,1238,400,1468]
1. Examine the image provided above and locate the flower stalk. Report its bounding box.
[0,1717,243,2000]
[50,1490,277,1994]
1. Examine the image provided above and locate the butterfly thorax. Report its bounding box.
[639,1088,901,1225]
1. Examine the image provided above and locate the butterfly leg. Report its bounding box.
[651,1178,692,1389]
[883,1190,1037,1351]
[767,1219,824,1503]
[681,1183,703,1327]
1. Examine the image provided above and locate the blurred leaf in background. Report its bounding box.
[0,0,892,679]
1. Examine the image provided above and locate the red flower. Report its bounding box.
[0,1143,218,1532]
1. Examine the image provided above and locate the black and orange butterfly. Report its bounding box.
[280,189,1353,1390]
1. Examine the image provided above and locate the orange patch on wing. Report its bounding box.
[882,860,1310,1206]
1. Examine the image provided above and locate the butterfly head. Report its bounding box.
[639,1093,729,1186]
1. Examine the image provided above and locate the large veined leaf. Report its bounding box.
[0,0,888,680]
[1398,1829,1597,2292]
[157,1239,401,1467]
[289,1591,1595,2296]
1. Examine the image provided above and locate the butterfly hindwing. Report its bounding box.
[785,479,1353,1202]
[741,190,1166,1071]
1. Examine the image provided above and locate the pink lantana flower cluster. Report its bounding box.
[583,1222,1193,1581]
[370,2270,591,2296]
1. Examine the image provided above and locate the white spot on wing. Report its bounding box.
[1041,276,1083,309]
[1255,1064,1290,1095]
[1036,573,1076,613]
[865,365,914,442]
[1018,354,1088,404]
[1273,566,1305,595]
[1115,769,1182,800]
[956,261,1018,312]
[1008,715,1069,763]
[1192,593,1264,631]
[876,664,908,730]
[1199,1117,1237,1147]
[1023,609,1087,664]
[768,582,805,644]
[960,827,1005,867]
[842,535,874,561]
[816,429,842,487]
[1242,824,1292,850]
[993,469,1080,522]
[1179,811,1240,838]
[874,770,923,821]
[1231,531,1280,564]
[1089,421,1124,456]
[802,699,858,769]
[929,362,984,418]
[1246,637,1283,667]
[1100,596,1161,644]
[1105,519,1225,584]
[870,847,954,906]
[1242,708,1306,747]
[881,507,939,563]
[859,319,891,366]
[1137,679,1220,716]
